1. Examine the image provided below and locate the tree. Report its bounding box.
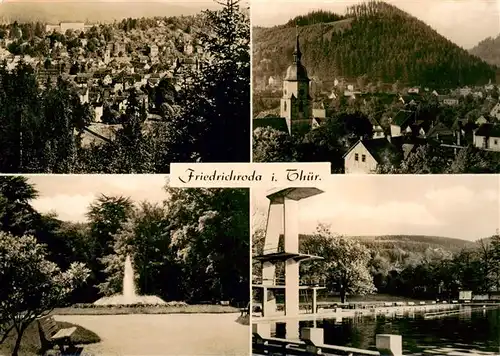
[169,0,250,163]
[252,127,297,162]
[302,224,376,303]
[0,176,40,237]
[0,233,89,356]
[490,231,500,291]
[165,187,249,303]
[111,89,154,173]
[86,195,134,299]
[448,146,500,173]
[99,202,173,298]
[397,144,450,173]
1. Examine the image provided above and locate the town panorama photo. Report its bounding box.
[252,0,500,173]
[0,0,250,173]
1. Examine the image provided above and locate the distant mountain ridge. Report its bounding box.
[297,234,477,252]
[470,34,500,67]
[351,234,477,251]
[253,1,496,88]
[0,2,219,24]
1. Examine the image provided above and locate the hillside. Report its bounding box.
[253,1,496,89]
[0,2,219,24]
[298,234,478,267]
[352,234,476,253]
[299,234,475,253]
[470,34,500,67]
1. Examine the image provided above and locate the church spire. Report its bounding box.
[293,25,302,64]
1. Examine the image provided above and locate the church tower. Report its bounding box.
[280,26,312,135]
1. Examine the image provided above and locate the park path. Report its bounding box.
[55,313,249,356]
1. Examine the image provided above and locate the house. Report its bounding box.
[311,117,326,129]
[103,74,113,86]
[60,22,85,33]
[343,137,401,174]
[459,87,472,97]
[113,42,126,56]
[183,43,194,55]
[93,104,103,122]
[399,94,419,106]
[267,76,281,88]
[113,83,124,93]
[312,101,327,119]
[149,44,159,58]
[390,110,415,137]
[438,95,459,106]
[490,103,500,120]
[78,87,89,104]
[472,91,484,99]
[328,90,338,100]
[425,123,455,144]
[473,123,500,151]
[476,115,488,125]
[369,117,385,139]
[103,49,110,64]
[408,87,420,94]
[485,82,495,91]
[344,90,358,99]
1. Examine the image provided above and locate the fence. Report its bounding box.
[253,323,403,356]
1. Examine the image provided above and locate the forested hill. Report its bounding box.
[353,235,476,253]
[253,1,497,88]
[470,34,500,67]
[298,234,476,256]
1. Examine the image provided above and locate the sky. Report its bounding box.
[251,0,500,49]
[3,0,217,4]
[28,175,169,222]
[252,175,500,241]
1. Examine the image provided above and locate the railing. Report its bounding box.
[253,324,402,356]
[252,277,326,287]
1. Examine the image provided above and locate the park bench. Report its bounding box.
[37,316,76,354]
[240,302,250,316]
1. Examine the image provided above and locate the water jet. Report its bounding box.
[94,255,166,306]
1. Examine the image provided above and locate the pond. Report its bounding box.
[272,306,500,355]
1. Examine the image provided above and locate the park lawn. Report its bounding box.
[53,304,241,315]
[0,320,100,356]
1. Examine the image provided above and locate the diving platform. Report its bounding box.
[266,187,324,202]
[252,284,325,290]
[252,187,325,319]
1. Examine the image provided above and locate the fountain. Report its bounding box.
[94,255,167,306]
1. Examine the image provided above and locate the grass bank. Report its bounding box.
[53,304,241,315]
[0,320,100,356]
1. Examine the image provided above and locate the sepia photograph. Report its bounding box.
[252,177,500,355]
[0,0,250,173]
[252,0,500,174]
[0,175,250,356]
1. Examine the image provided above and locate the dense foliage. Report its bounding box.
[0,233,89,356]
[283,10,345,28]
[253,1,496,87]
[252,225,500,302]
[0,0,250,173]
[0,177,250,307]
